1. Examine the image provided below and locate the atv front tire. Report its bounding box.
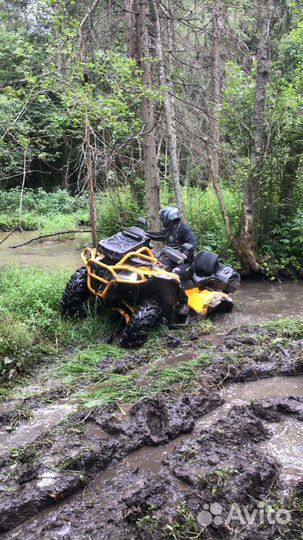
[61,267,91,318]
[120,299,162,348]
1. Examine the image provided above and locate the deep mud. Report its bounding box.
[4,398,303,540]
[0,392,221,533]
[1,324,303,539]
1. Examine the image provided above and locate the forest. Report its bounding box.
[1,2,303,540]
[1,0,302,276]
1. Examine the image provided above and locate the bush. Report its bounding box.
[0,188,87,215]
[0,188,90,231]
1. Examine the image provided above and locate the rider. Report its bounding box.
[156,206,197,316]
[159,206,196,251]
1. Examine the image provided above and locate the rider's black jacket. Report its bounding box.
[149,221,196,249]
[166,221,196,249]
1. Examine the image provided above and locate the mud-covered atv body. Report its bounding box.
[62,226,185,347]
[160,245,240,317]
[61,226,240,347]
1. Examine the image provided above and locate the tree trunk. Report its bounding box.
[79,0,100,247]
[237,0,276,272]
[124,0,136,58]
[85,120,98,247]
[206,3,237,252]
[19,150,27,230]
[149,0,184,217]
[61,139,71,192]
[209,1,221,188]
[134,0,160,230]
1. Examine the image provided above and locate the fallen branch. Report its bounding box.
[0,228,19,246]
[9,229,98,249]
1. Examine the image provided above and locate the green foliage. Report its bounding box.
[96,187,144,237]
[0,1,149,187]
[0,188,89,231]
[291,210,303,246]
[162,185,242,262]
[260,208,303,278]
[0,188,87,215]
[0,265,114,377]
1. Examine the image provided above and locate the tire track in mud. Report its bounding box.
[1,325,303,538]
[4,396,303,540]
[0,390,222,533]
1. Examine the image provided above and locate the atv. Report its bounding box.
[61,226,240,347]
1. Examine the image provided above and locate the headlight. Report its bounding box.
[116,271,139,282]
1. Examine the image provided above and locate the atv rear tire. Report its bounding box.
[61,267,91,318]
[120,299,162,348]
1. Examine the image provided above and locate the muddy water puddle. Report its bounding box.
[0,403,75,453]
[259,420,303,483]
[210,280,303,344]
[3,374,303,539]
[221,375,303,403]
[195,375,303,430]
[0,231,90,272]
[77,375,303,495]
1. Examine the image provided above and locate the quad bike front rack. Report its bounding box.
[81,246,181,323]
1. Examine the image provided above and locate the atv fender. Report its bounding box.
[186,288,233,316]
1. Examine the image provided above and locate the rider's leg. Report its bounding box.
[172,264,193,315]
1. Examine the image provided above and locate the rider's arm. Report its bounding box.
[179,223,197,248]
[147,230,168,241]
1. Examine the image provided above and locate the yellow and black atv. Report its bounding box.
[61,226,240,347]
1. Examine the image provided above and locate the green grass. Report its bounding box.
[147,354,211,393]
[53,344,125,383]
[262,318,303,339]
[79,353,211,407]
[0,265,115,378]
[0,262,216,383]
[80,372,144,407]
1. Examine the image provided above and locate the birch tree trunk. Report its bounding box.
[237,0,277,272]
[149,0,184,217]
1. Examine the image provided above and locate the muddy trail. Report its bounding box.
[0,322,302,539]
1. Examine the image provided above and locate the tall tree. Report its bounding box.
[78,0,101,247]
[131,0,160,229]
[149,0,184,216]
[237,0,277,272]
[209,1,221,188]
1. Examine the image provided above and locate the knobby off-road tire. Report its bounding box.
[61,267,91,318]
[120,299,162,348]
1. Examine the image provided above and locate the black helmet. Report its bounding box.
[159,206,181,228]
